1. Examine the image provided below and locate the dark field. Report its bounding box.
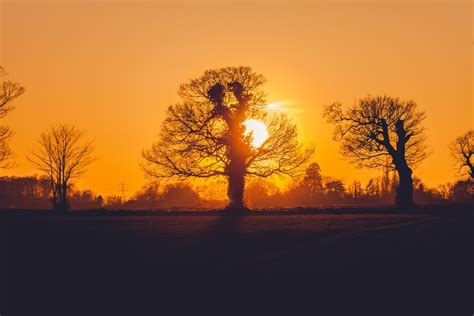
[1,209,472,315]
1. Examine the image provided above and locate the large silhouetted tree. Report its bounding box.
[0,67,25,168]
[324,95,427,208]
[143,67,312,212]
[28,124,95,211]
[451,130,473,178]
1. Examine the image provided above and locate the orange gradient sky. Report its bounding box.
[1,0,472,197]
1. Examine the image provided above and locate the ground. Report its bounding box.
[1,208,472,315]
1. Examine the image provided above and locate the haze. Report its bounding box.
[1,0,471,197]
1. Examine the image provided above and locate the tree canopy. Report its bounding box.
[28,124,95,211]
[324,95,427,169]
[451,130,473,178]
[0,66,25,168]
[143,66,312,210]
[324,95,427,207]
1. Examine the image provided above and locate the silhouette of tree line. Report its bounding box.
[244,162,473,208]
[0,66,472,211]
[0,176,102,209]
[0,67,24,169]
[0,167,471,210]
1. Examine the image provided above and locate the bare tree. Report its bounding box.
[143,67,313,212]
[28,124,95,211]
[0,67,25,168]
[451,130,473,178]
[324,95,427,208]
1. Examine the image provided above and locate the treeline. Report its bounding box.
[245,166,474,208]
[1,168,472,210]
[0,176,102,209]
[0,176,222,210]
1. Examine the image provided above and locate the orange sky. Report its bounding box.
[1,0,472,197]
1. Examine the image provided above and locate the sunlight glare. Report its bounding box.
[266,102,282,110]
[243,119,269,148]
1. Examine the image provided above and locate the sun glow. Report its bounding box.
[243,119,269,148]
[266,102,283,110]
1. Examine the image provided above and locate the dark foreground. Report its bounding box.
[1,208,472,315]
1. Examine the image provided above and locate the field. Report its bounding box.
[1,208,472,315]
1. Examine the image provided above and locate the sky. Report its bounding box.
[0,0,472,197]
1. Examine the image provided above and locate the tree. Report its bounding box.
[28,124,95,211]
[0,67,25,168]
[349,180,363,198]
[324,95,427,208]
[451,180,473,201]
[365,178,381,197]
[245,178,279,208]
[302,162,323,197]
[143,67,312,212]
[0,175,51,209]
[451,130,473,179]
[324,178,346,200]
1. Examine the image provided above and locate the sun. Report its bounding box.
[243,119,269,148]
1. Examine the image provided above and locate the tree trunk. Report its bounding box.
[396,164,414,209]
[224,109,251,213]
[214,83,251,214]
[226,161,246,212]
[59,182,69,212]
[52,182,61,211]
[394,119,414,209]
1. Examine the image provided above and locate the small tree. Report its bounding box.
[451,130,473,179]
[349,180,363,198]
[0,67,25,168]
[302,162,323,197]
[143,67,312,212]
[324,95,427,208]
[324,178,346,200]
[28,124,95,211]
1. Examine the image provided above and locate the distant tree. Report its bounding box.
[69,188,103,210]
[348,180,363,198]
[365,178,381,197]
[245,178,280,208]
[143,67,313,212]
[324,95,427,208]
[0,175,50,209]
[380,163,391,197]
[122,182,202,210]
[302,162,323,197]
[389,172,399,196]
[437,183,453,200]
[104,195,124,209]
[159,183,201,208]
[0,67,25,168]
[133,182,161,203]
[451,180,473,202]
[28,124,95,211]
[324,178,345,199]
[451,130,473,178]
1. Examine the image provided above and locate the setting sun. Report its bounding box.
[243,119,269,148]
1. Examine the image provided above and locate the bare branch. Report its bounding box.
[324,95,427,170]
[0,66,25,168]
[143,67,312,208]
[451,130,474,178]
[28,124,95,211]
